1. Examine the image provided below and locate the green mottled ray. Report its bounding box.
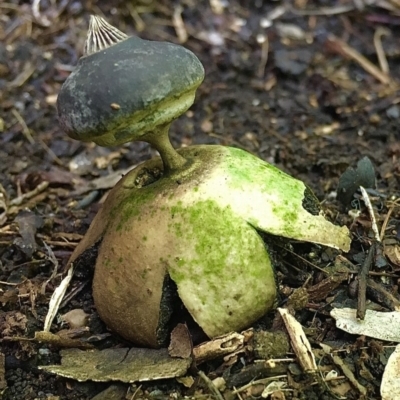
[165,199,275,336]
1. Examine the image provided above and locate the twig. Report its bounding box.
[0,3,22,10]
[316,356,345,400]
[367,278,400,312]
[232,375,287,394]
[280,245,328,275]
[37,137,64,166]
[360,186,381,242]
[127,3,145,32]
[380,198,400,241]
[357,242,376,320]
[198,370,225,400]
[9,181,49,206]
[227,360,289,388]
[40,242,59,296]
[0,281,18,286]
[320,343,368,396]
[32,0,51,26]
[7,62,36,88]
[129,384,142,400]
[374,27,390,75]
[326,34,391,85]
[357,187,381,320]
[172,5,188,43]
[256,34,269,78]
[11,108,34,144]
[235,388,244,400]
[290,0,375,15]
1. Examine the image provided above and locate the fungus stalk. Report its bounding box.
[143,124,187,172]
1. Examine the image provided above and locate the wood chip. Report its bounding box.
[278,308,317,373]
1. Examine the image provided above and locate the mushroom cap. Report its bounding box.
[57,36,204,146]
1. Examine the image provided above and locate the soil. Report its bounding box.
[1,1,400,399]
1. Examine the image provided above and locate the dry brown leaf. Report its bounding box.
[61,309,89,329]
[0,311,27,337]
[168,323,192,359]
[384,244,400,268]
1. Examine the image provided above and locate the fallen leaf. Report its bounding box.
[40,347,191,383]
[168,323,192,359]
[384,244,400,268]
[61,309,89,329]
[331,308,400,342]
[381,344,400,400]
[0,311,27,337]
[176,375,195,388]
[14,210,44,258]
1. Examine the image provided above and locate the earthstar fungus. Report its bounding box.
[60,16,351,348]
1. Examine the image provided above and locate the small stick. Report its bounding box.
[256,34,269,78]
[367,278,400,312]
[360,186,381,242]
[38,137,64,166]
[172,5,188,43]
[380,198,400,241]
[357,186,380,320]
[290,0,375,16]
[129,384,142,400]
[373,27,390,75]
[32,0,51,26]
[235,389,244,400]
[198,371,225,400]
[11,109,34,144]
[326,34,390,85]
[8,62,36,88]
[320,343,367,396]
[357,243,375,320]
[9,181,49,206]
[0,281,18,286]
[232,375,287,394]
[127,3,145,32]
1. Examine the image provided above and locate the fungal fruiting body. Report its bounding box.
[69,146,350,347]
